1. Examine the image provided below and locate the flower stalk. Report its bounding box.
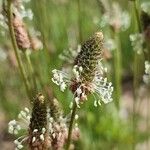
[113,31,122,109]
[131,0,144,149]
[25,51,37,96]
[66,101,77,150]
[52,32,113,149]
[7,0,32,100]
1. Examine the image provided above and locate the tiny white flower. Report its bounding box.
[52,133,56,138]
[60,82,67,92]
[32,137,36,143]
[26,115,31,121]
[40,134,44,141]
[69,102,73,109]
[79,66,83,72]
[49,117,54,123]
[8,125,14,134]
[75,123,78,127]
[17,144,23,149]
[94,100,98,107]
[33,129,38,132]
[143,61,150,85]
[24,107,30,113]
[14,129,19,135]
[42,128,46,134]
[75,114,79,120]
[16,125,21,130]
[20,111,27,118]
[141,2,150,15]
[14,140,19,145]
[75,97,80,108]
[76,87,82,97]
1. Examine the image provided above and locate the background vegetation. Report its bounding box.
[0,0,150,149]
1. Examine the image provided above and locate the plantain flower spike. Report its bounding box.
[28,93,50,150]
[74,32,103,82]
[49,98,63,122]
[52,32,113,107]
[12,10,31,51]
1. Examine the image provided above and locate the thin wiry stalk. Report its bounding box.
[66,101,77,150]
[133,0,142,33]
[77,0,82,43]
[146,92,150,150]
[7,0,32,100]
[25,51,37,96]
[132,0,143,149]
[113,31,122,109]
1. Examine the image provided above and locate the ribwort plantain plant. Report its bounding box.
[52,32,113,149]
[6,0,114,149]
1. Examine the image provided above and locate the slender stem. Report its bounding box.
[146,92,150,149]
[77,0,82,43]
[66,101,77,150]
[7,0,32,100]
[25,51,37,95]
[132,0,142,149]
[113,31,122,109]
[133,0,142,33]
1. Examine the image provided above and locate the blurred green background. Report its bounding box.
[0,0,150,149]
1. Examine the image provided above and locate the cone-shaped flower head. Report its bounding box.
[28,93,49,150]
[49,98,63,122]
[74,32,103,82]
[52,32,113,107]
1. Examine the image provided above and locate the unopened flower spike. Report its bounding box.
[52,32,113,107]
[8,94,79,150]
[49,98,63,122]
[47,97,79,150]
[28,93,49,150]
[12,10,31,51]
[8,93,50,150]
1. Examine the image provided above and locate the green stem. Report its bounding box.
[113,31,122,109]
[133,0,142,33]
[77,0,82,43]
[132,0,143,149]
[7,0,32,100]
[146,92,150,149]
[25,51,37,95]
[66,101,77,150]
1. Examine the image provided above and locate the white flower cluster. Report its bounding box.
[52,69,68,92]
[99,2,130,31]
[130,33,144,54]
[59,45,81,64]
[143,61,150,85]
[8,106,72,150]
[0,14,8,36]
[14,0,33,20]
[8,108,31,149]
[32,127,46,142]
[92,76,113,105]
[104,38,116,51]
[18,107,30,122]
[52,64,113,107]
[8,120,21,135]
[141,2,150,15]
